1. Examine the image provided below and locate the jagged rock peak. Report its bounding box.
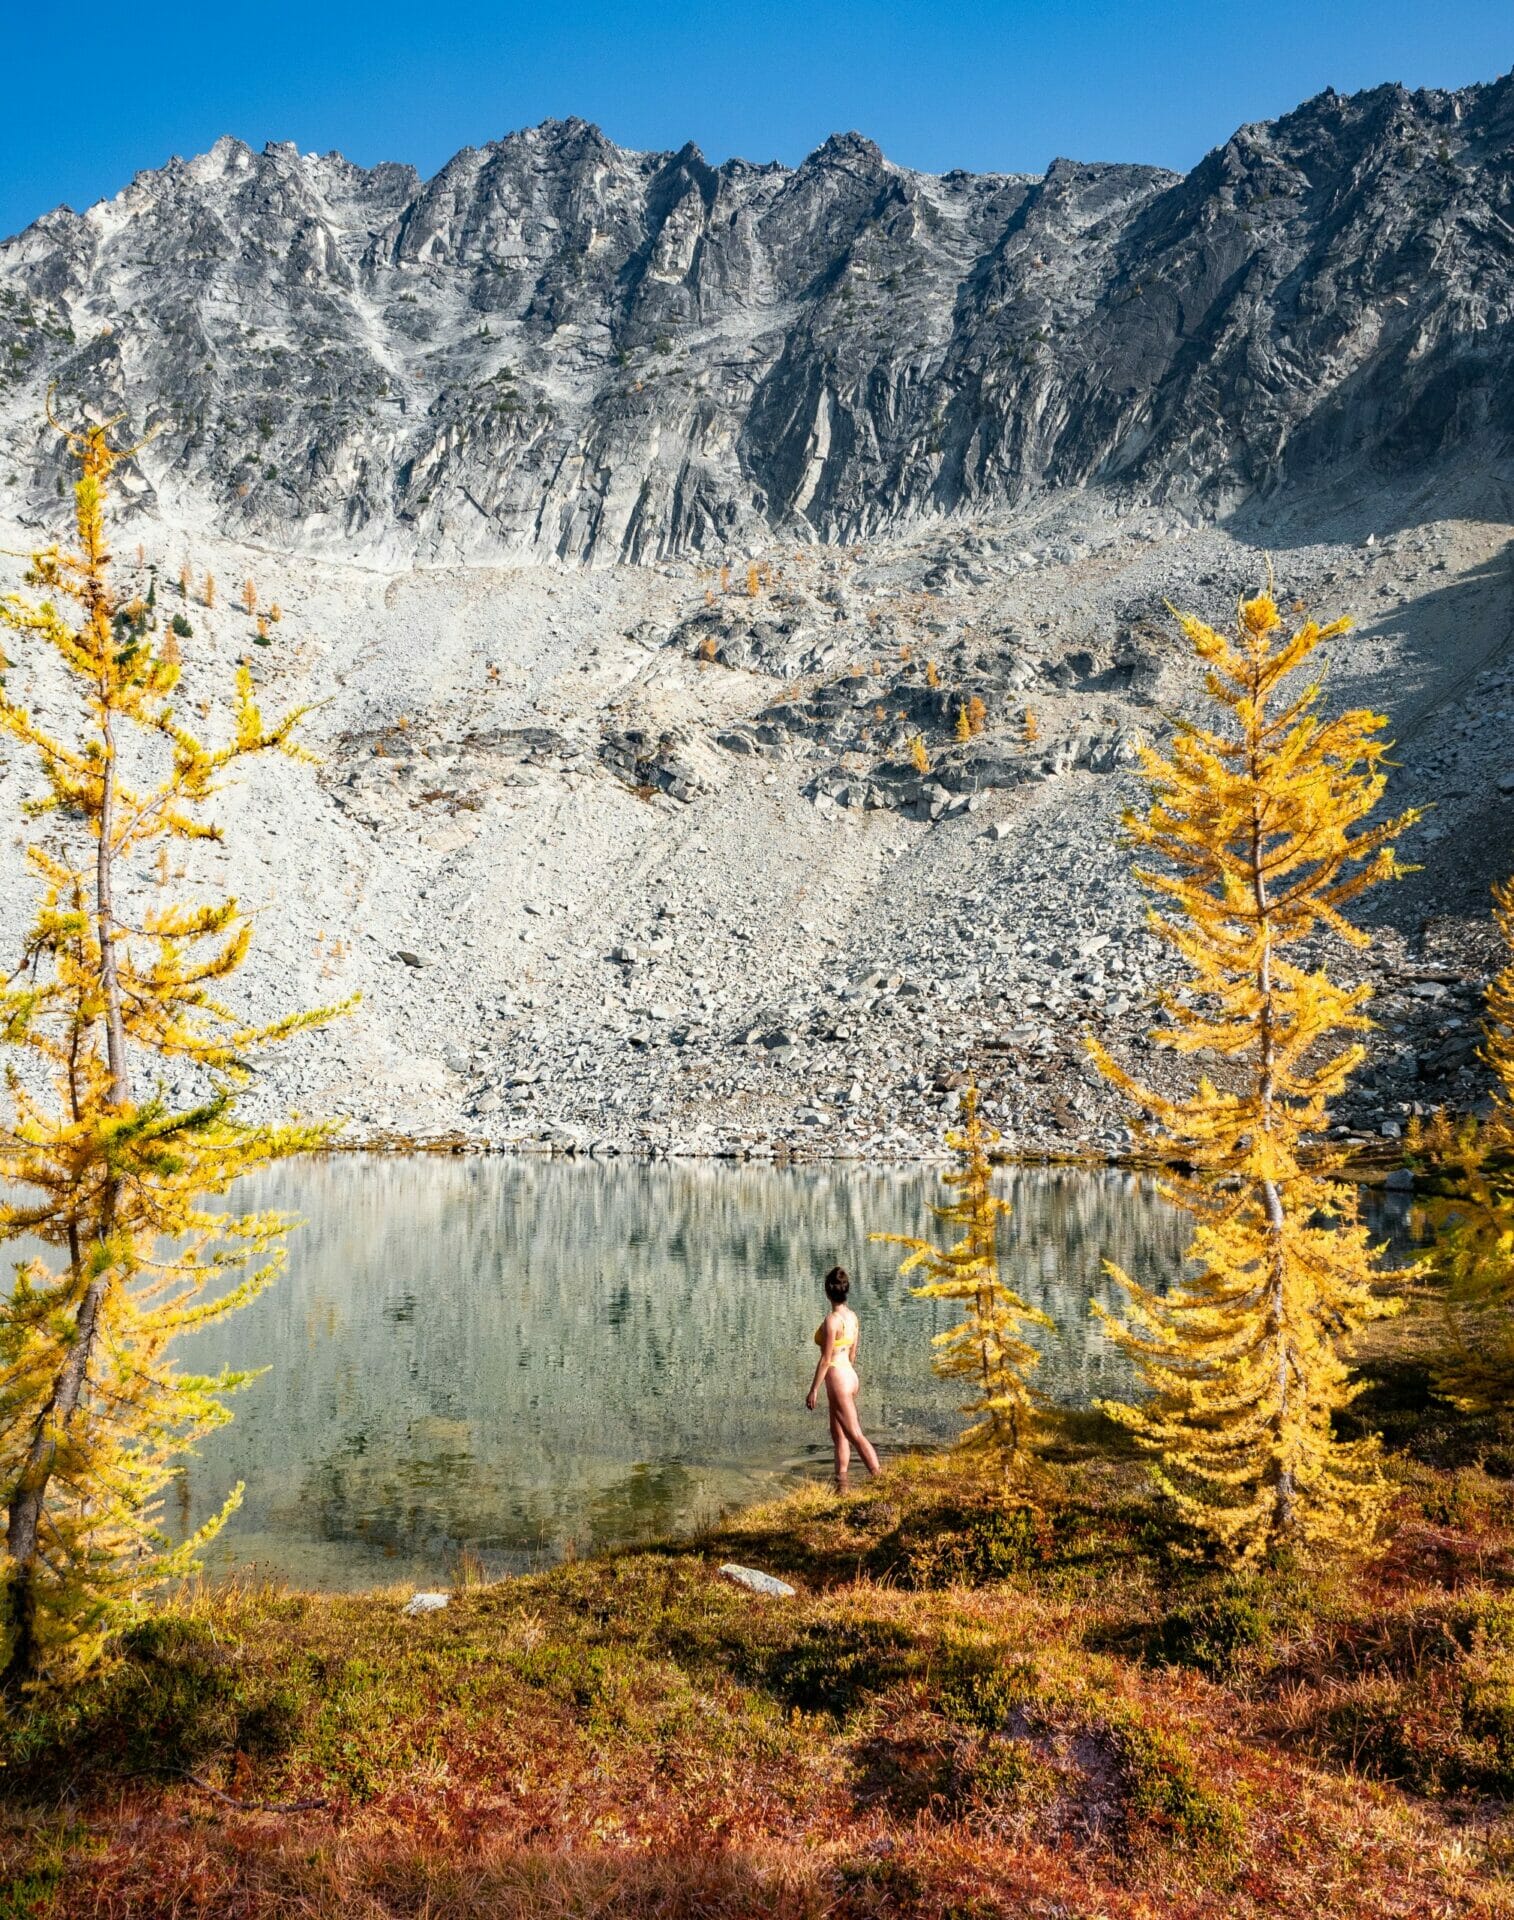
[802,131,888,167]
[0,74,1510,564]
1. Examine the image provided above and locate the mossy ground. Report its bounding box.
[5,1356,1514,1917]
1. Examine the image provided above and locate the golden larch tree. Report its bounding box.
[955,702,973,743]
[0,409,342,1687]
[875,1087,1050,1480]
[241,576,257,615]
[908,733,931,776]
[201,570,216,608]
[1090,588,1416,1561]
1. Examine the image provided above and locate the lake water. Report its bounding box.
[157,1157,1194,1587]
[15,1158,1419,1589]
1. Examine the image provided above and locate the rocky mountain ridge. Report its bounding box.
[1,74,1511,564]
[0,81,1510,1160]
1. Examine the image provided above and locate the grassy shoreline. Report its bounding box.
[0,1155,1468,1920]
[6,1326,1514,1919]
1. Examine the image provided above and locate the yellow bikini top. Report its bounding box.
[816,1312,856,1360]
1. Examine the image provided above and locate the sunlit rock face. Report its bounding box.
[1,76,1510,563]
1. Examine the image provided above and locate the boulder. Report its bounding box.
[719,1564,796,1598]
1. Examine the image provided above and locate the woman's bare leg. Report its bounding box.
[828,1382,880,1477]
[829,1407,851,1484]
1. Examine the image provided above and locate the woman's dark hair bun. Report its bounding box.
[823,1266,850,1303]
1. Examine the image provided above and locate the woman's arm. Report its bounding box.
[806,1321,834,1409]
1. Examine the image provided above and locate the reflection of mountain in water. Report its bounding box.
[156,1159,1190,1586]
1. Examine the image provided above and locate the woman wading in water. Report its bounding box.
[806,1266,881,1487]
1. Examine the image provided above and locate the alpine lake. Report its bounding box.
[27,1157,1426,1589]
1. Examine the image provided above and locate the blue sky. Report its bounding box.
[2,1,1508,239]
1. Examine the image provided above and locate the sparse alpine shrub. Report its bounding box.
[1111,1712,1244,1848]
[935,1634,1038,1730]
[1149,1569,1312,1677]
[879,1497,1053,1588]
[758,1616,917,1718]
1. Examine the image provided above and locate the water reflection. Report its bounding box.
[135,1157,1190,1587]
